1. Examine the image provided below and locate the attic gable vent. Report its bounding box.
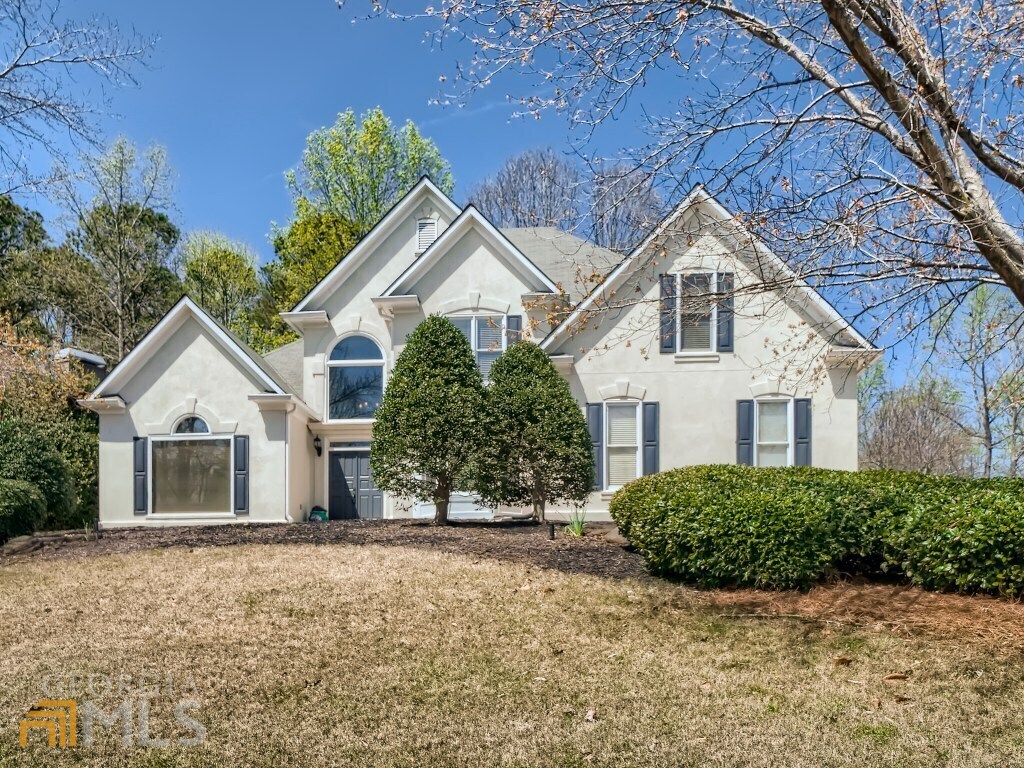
[417,218,438,253]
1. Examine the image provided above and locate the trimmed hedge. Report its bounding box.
[0,478,46,543]
[610,465,1024,594]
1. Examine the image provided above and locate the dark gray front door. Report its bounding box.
[328,452,383,520]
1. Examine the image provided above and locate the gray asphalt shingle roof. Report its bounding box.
[500,227,622,302]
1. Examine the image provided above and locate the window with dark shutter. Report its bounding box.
[736,400,754,466]
[659,275,676,354]
[717,272,735,352]
[794,399,812,467]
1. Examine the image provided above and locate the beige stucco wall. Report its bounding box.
[544,218,862,521]
[97,318,290,528]
[293,199,865,522]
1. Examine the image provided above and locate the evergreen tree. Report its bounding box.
[476,341,593,521]
[370,315,484,524]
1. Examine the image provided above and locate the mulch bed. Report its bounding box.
[1,520,647,581]
[4,520,1024,651]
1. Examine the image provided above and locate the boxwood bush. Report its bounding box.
[0,418,75,534]
[0,478,46,543]
[610,464,1024,594]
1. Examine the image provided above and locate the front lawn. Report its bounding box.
[1,530,1022,766]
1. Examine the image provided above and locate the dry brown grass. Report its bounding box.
[1,543,1023,767]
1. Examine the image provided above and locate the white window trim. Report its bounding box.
[149,432,235,516]
[604,400,642,492]
[324,335,386,424]
[674,271,719,355]
[448,312,508,379]
[754,397,794,468]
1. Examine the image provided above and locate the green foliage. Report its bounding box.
[370,315,484,524]
[179,230,261,341]
[53,138,181,363]
[611,465,859,589]
[887,483,1024,595]
[251,202,361,351]
[0,478,46,543]
[288,108,454,238]
[611,464,1024,594]
[0,195,49,328]
[0,418,75,533]
[475,341,592,519]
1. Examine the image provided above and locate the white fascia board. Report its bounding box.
[382,206,558,297]
[280,310,330,332]
[76,395,126,414]
[91,297,286,399]
[248,393,319,421]
[292,177,462,312]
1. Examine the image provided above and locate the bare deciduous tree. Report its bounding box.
[468,148,583,231]
[0,0,150,193]
[860,379,975,476]
[355,0,1024,344]
[469,148,661,252]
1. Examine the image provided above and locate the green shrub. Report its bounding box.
[887,485,1024,595]
[0,418,75,531]
[0,478,46,542]
[611,464,1024,594]
[611,465,863,589]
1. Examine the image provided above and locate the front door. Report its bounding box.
[328,452,383,520]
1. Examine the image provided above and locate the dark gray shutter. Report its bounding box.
[506,315,522,342]
[736,400,754,466]
[659,274,676,354]
[717,272,735,352]
[133,437,148,515]
[794,399,812,467]
[642,402,659,476]
[234,435,249,515]
[586,404,603,490]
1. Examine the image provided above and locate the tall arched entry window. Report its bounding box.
[326,335,385,420]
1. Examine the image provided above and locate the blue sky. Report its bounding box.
[25,0,651,264]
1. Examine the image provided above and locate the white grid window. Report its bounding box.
[451,314,506,379]
[417,219,437,252]
[606,402,640,488]
[756,399,792,467]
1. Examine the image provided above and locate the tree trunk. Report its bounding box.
[532,481,545,523]
[434,482,450,526]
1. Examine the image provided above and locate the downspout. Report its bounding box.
[283,402,296,523]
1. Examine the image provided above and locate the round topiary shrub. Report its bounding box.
[610,465,867,589]
[886,484,1024,595]
[0,478,46,543]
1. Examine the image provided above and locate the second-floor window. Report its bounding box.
[327,335,385,420]
[659,272,734,354]
[451,315,506,379]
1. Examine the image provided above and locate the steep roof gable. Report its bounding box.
[90,296,290,398]
[292,177,462,312]
[540,186,877,352]
[380,205,560,297]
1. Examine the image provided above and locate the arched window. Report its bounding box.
[174,416,210,434]
[327,335,385,420]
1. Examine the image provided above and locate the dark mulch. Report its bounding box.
[2,520,648,581]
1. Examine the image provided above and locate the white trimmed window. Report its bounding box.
[416,218,438,253]
[326,335,385,421]
[451,314,506,379]
[605,402,641,489]
[755,399,792,467]
[152,418,231,514]
[677,273,716,352]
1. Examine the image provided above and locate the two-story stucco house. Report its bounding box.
[80,177,880,527]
